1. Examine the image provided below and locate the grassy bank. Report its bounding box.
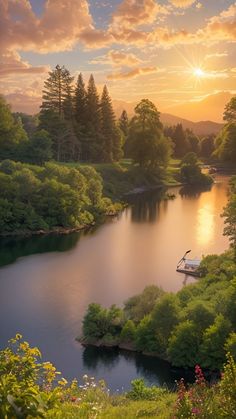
[2,334,236,418]
[61,159,181,201]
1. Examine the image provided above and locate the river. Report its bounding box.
[0,176,230,390]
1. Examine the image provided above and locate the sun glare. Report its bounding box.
[194,68,204,78]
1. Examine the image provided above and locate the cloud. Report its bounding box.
[0,50,49,77]
[169,0,196,8]
[91,50,141,67]
[205,52,228,60]
[196,3,202,10]
[0,0,93,53]
[107,66,159,80]
[111,0,169,30]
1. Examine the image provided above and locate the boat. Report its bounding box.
[176,250,201,277]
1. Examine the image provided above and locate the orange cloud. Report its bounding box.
[111,0,168,29]
[107,66,159,80]
[169,0,196,7]
[0,50,49,77]
[91,49,141,67]
[0,0,93,53]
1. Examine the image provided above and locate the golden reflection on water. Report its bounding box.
[196,179,228,248]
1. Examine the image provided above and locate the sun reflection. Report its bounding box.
[196,203,214,246]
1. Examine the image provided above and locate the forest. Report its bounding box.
[1,65,235,234]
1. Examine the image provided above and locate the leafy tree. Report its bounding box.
[181,152,198,166]
[200,314,231,369]
[27,129,52,165]
[124,285,164,323]
[225,333,236,361]
[214,122,236,164]
[200,135,215,159]
[0,96,28,160]
[223,177,236,260]
[180,152,212,186]
[167,320,200,367]
[135,315,160,352]
[151,293,180,347]
[120,320,136,343]
[223,96,236,123]
[128,99,171,169]
[183,300,215,332]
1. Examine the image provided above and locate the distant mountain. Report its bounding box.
[160,113,223,136]
[113,100,223,136]
[164,92,234,124]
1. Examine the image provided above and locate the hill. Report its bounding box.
[113,100,223,136]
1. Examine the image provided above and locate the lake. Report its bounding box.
[0,176,230,390]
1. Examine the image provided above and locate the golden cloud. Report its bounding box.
[169,0,196,7]
[107,66,159,80]
[0,50,49,77]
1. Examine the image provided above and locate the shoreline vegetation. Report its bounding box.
[1,333,236,418]
[79,171,236,372]
[79,248,236,371]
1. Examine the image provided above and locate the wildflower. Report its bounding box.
[192,407,201,415]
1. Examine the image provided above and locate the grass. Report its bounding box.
[46,392,176,419]
[60,159,181,201]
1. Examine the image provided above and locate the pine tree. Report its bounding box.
[74,73,87,126]
[100,85,117,162]
[85,74,102,161]
[119,110,129,156]
[41,65,74,118]
[119,110,129,137]
[40,65,78,161]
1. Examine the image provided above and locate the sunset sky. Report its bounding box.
[1,0,236,122]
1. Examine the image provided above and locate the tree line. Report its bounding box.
[0,160,121,234]
[82,249,236,371]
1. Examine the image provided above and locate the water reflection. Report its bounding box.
[0,176,230,390]
[126,188,166,223]
[0,233,81,267]
[82,346,194,389]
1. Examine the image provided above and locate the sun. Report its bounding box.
[194,68,204,78]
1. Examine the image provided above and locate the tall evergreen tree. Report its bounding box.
[40,65,79,161]
[41,65,74,118]
[100,85,117,162]
[85,74,102,161]
[119,110,129,157]
[119,110,129,137]
[74,73,87,126]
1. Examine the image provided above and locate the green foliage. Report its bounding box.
[127,379,167,401]
[81,251,236,370]
[127,99,172,169]
[0,334,62,418]
[200,314,231,370]
[120,320,136,343]
[214,122,236,164]
[222,176,236,260]
[168,321,200,367]
[223,96,236,123]
[0,160,118,234]
[82,303,124,342]
[124,285,164,323]
[0,96,28,160]
[180,152,213,186]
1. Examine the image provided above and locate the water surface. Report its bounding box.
[0,176,229,390]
